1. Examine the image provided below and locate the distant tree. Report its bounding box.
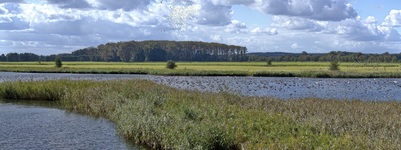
[166,60,177,69]
[266,58,272,66]
[6,53,19,62]
[329,60,340,71]
[55,57,62,68]
[0,54,6,62]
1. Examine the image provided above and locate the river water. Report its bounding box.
[1,72,401,149]
[0,101,139,150]
[1,72,400,101]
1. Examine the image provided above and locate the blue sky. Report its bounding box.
[0,0,400,55]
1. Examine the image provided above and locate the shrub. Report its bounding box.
[166,60,177,69]
[267,58,272,66]
[329,60,340,71]
[55,57,63,68]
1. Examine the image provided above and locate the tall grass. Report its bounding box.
[1,61,401,78]
[1,80,401,149]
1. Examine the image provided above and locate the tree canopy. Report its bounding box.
[71,40,248,62]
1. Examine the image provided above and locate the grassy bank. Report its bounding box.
[1,80,401,149]
[1,61,401,78]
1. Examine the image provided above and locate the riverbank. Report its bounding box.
[1,80,400,149]
[1,61,401,78]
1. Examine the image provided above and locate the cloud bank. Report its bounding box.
[0,0,400,55]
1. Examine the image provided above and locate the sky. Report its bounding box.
[0,0,400,55]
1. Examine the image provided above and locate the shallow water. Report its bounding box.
[1,72,401,101]
[154,76,401,101]
[0,101,139,150]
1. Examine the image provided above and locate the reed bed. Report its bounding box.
[0,80,401,149]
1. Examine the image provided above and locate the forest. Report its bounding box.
[0,40,400,63]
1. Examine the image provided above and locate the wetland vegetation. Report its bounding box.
[0,61,401,78]
[1,79,401,149]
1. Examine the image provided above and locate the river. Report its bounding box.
[1,72,400,101]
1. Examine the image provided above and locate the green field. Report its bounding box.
[0,61,400,77]
[1,79,400,149]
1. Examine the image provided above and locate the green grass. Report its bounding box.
[0,61,401,78]
[0,61,400,77]
[1,80,401,149]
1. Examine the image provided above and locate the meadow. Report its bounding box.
[0,61,401,78]
[0,79,400,149]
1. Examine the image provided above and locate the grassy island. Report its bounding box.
[1,79,401,149]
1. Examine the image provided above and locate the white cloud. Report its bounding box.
[252,0,357,21]
[204,0,358,22]
[326,16,400,41]
[210,34,222,41]
[365,16,377,24]
[210,0,255,6]
[382,10,401,27]
[225,20,247,33]
[0,0,24,3]
[272,16,323,31]
[87,0,150,11]
[0,3,29,30]
[196,2,232,26]
[46,0,91,9]
[291,42,301,49]
[250,27,278,35]
[0,0,400,55]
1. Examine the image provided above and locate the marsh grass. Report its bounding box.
[1,80,401,149]
[0,61,401,78]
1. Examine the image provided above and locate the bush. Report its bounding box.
[329,60,340,71]
[55,57,63,68]
[267,58,272,66]
[166,60,177,69]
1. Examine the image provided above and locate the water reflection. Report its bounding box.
[0,101,139,150]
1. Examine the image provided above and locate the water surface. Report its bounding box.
[0,101,139,150]
[1,72,400,101]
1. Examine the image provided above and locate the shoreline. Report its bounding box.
[1,69,401,78]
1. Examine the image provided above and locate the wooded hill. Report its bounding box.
[65,40,248,62]
[0,40,248,62]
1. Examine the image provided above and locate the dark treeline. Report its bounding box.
[0,41,248,62]
[1,41,401,63]
[249,51,401,63]
[68,40,248,62]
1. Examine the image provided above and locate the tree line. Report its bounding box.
[67,40,247,62]
[1,41,401,63]
[0,41,248,62]
[248,51,401,63]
